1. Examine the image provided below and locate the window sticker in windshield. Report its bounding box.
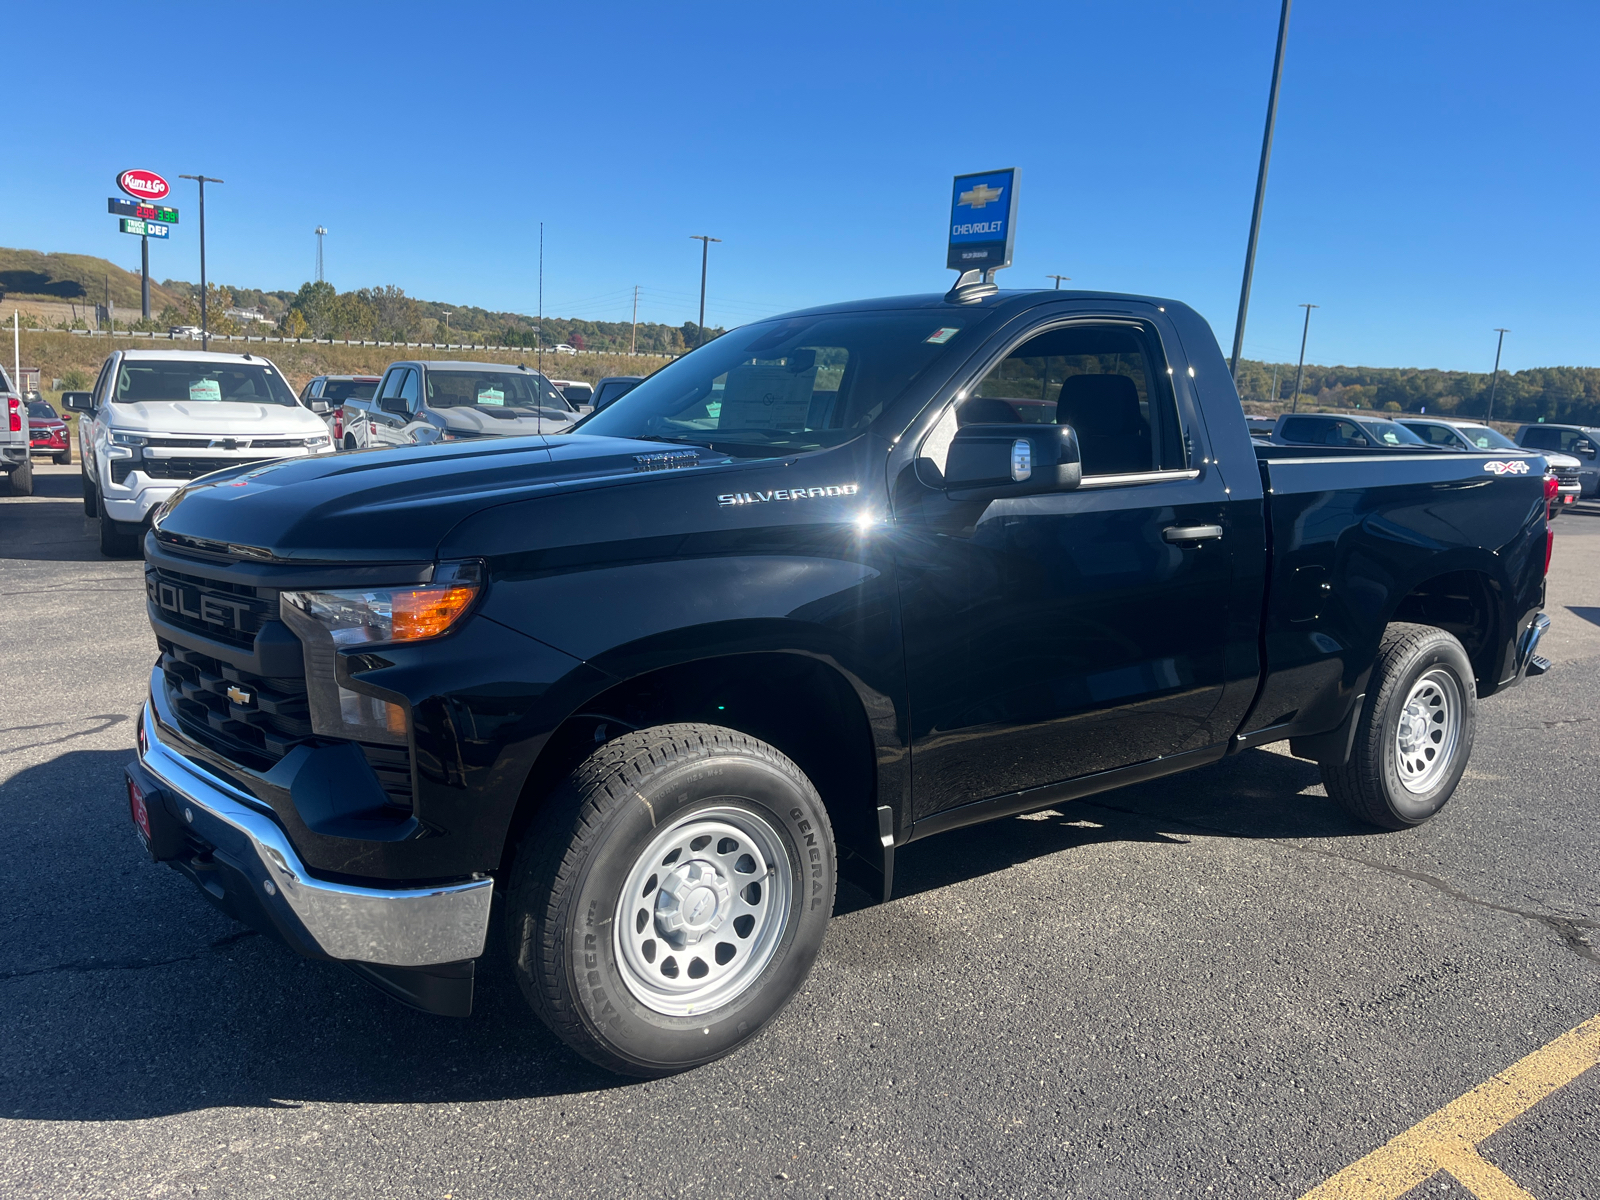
[189,379,222,402]
[926,327,960,345]
[718,363,815,430]
[478,385,505,406]
[1381,432,1400,445]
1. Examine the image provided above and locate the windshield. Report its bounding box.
[578,311,977,456]
[114,360,299,407]
[322,379,379,403]
[1454,424,1519,451]
[28,402,58,419]
[1356,418,1427,446]
[426,369,572,414]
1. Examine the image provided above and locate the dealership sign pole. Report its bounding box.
[179,174,224,350]
[114,169,174,321]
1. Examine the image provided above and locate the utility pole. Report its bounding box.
[1269,362,1280,406]
[1229,0,1294,381]
[690,235,721,348]
[1046,274,1070,289]
[441,310,453,345]
[1289,302,1318,413]
[630,285,640,355]
[179,174,223,350]
[315,226,327,283]
[140,233,151,320]
[1486,328,1510,421]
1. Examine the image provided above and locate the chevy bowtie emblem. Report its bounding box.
[209,437,246,450]
[958,183,1003,209]
[226,685,254,706]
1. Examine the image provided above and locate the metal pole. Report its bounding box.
[631,285,639,355]
[140,235,151,320]
[1269,362,1280,406]
[1486,328,1509,421]
[690,236,720,348]
[1229,0,1294,381]
[1289,302,1317,413]
[180,174,224,351]
[1046,274,1070,289]
[537,222,543,374]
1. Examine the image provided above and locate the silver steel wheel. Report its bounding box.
[613,805,792,1017]
[1393,668,1462,794]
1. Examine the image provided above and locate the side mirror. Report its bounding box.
[380,396,409,416]
[62,391,94,413]
[942,423,1082,497]
[1578,441,1597,459]
[310,400,329,414]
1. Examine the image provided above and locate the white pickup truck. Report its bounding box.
[1,365,32,496]
[64,350,335,557]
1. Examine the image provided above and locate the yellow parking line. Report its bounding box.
[1299,1014,1600,1199]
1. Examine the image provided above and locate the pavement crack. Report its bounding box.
[0,713,130,756]
[1078,798,1600,965]
[0,930,258,983]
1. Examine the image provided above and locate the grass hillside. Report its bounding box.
[0,248,180,312]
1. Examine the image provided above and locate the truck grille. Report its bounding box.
[146,565,273,649]
[113,456,267,484]
[1553,466,1580,486]
[157,638,412,809]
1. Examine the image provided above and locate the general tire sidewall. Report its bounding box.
[1376,638,1476,822]
[565,757,833,1073]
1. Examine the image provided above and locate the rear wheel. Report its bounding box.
[506,723,836,1077]
[82,470,99,516]
[98,514,142,558]
[344,434,358,451]
[6,458,33,496]
[1320,623,1476,830]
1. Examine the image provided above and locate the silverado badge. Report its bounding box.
[717,484,860,507]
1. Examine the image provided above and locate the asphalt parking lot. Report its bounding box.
[3,461,1598,1199]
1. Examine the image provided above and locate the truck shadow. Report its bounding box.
[882,746,1350,905]
[1,744,1346,1121]
[0,468,109,563]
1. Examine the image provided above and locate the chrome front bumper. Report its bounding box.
[135,693,492,967]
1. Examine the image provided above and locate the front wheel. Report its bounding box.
[506,724,836,1077]
[6,458,33,496]
[1320,623,1477,830]
[54,449,71,465]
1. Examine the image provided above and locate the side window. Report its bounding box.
[1329,420,1366,446]
[964,323,1183,475]
[377,370,405,402]
[1519,427,1552,450]
[92,358,115,406]
[1417,424,1457,447]
[398,369,422,412]
[1277,416,1321,444]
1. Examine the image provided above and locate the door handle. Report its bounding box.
[1163,524,1223,544]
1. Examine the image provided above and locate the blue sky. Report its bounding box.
[10,1,1597,372]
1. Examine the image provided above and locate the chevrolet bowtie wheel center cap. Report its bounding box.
[655,860,732,944]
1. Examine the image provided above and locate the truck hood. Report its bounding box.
[1544,450,1581,469]
[153,434,739,563]
[439,406,577,436]
[107,401,329,438]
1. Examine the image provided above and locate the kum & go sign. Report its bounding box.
[117,168,170,201]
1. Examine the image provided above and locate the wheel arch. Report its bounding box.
[1386,565,1503,696]
[500,647,891,900]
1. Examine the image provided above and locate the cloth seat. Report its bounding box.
[1055,374,1149,475]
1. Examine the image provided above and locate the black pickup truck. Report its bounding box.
[126,289,1554,1077]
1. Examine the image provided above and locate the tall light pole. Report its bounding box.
[1229,0,1294,381]
[690,235,721,348]
[315,226,327,282]
[1289,302,1318,413]
[179,174,223,350]
[1046,274,1070,289]
[630,284,640,355]
[1486,328,1510,421]
[537,222,544,373]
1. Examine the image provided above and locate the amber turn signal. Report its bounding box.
[391,585,479,642]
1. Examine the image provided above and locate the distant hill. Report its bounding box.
[0,248,180,312]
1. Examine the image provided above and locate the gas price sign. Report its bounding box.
[109,198,178,222]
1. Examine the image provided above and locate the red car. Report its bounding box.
[28,401,71,465]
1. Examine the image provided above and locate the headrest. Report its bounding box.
[1056,374,1141,435]
[958,396,1021,425]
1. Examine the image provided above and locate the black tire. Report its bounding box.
[99,514,142,558]
[344,434,358,451]
[506,723,836,1077]
[54,450,71,466]
[82,470,99,516]
[1320,623,1477,830]
[7,458,33,496]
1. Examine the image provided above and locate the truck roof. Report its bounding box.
[773,288,1181,320]
[113,349,283,366]
[395,360,549,373]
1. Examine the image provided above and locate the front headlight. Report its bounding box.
[303,434,331,449]
[111,431,146,456]
[277,563,482,744]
